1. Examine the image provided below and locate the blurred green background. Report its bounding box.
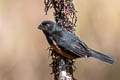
[0,0,120,80]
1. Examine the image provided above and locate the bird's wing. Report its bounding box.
[56,32,89,57]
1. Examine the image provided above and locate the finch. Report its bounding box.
[38,20,114,64]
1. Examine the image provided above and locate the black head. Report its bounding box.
[38,20,57,34]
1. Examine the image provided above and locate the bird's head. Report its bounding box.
[38,20,57,34]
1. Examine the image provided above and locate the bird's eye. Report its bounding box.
[46,24,50,27]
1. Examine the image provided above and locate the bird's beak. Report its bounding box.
[38,24,44,30]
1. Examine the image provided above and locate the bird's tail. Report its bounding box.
[88,49,114,64]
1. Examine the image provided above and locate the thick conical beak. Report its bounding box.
[38,24,43,30]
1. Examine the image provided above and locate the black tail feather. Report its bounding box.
[88,49,114,64]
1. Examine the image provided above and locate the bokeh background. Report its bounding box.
[0,0,120,80]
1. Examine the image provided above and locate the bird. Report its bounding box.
[38,20,114,64]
